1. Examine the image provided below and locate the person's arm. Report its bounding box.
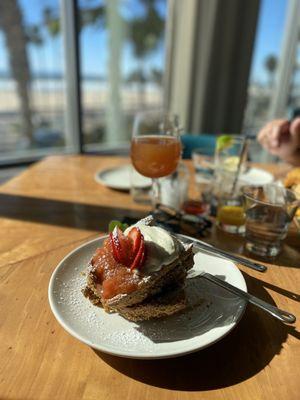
[257,118,300,166]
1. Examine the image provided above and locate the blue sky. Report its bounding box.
[250,0,287,83]
[0,0,289,84]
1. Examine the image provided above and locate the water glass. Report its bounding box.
[192,148,214,207]
[130,166,151,204]
[159,162,190,210]
[243,184,299,257]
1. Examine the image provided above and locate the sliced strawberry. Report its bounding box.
[109,230,122,263]
[110,226,146,269]
[110,227,132,266]
[130,235,146,270]
[127,227,142,257]
[118,234,132,266]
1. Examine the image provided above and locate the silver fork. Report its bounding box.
[189,270,296,324]
[177,234,268,273]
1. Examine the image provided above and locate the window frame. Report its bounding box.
[268,0,300,120]
[0,0,83,167]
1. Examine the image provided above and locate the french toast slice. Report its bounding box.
[83,216,194,321]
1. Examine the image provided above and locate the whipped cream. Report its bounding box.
[124,224,179,274]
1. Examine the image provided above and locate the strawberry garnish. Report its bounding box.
[130,234,146,271]
[110,227,131,265]
[109,229,122,264]
[127,227,141,256]
[109,226,146,270]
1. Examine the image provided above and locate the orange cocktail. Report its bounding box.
[131,135,181,178]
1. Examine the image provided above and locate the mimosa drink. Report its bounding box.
[131,135,181,178]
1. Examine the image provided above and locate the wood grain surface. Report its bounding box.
[0,155,299,400]
[0,156,147,267]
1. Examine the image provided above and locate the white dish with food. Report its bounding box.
[49,223,247,359]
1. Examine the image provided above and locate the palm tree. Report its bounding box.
[0,0,34,144]
[43,5,106,36]
[264,55,278,88]
[126,0,165,105]
[44,0,165,106]
[43,3,123,144]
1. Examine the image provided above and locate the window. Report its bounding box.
[78,0,167,151]
[0,0,71,163]
[1,0,298,165]
[0,0,168,164]
[289,42,300,113]
[242,0,300,136]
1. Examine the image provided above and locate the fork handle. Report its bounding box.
[202,273,296,324]
[193,240,267,273]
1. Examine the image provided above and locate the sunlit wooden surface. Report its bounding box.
[0,155,299,400]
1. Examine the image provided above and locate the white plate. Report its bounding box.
[48,236,247,359]
[95,165,151,191]
[240,167,274,186]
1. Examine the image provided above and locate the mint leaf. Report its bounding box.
[108,220,128,232]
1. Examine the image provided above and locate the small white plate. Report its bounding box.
[48,236,247,359]
[240,167,274,186]
[95,165,151,191]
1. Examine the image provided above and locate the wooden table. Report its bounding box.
[0,155,299,400]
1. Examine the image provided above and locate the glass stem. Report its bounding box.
[152,178,161,210]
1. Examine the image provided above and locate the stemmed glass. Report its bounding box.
[130,110,182,208]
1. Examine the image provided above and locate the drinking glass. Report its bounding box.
[214,135,249,232]
[243,184,299,257]
[131,111,182,208]
[192,147,214,214]
[192,148,214,190]
[216,193,245,234]
[130,166,152,205]
[215,135,248,175]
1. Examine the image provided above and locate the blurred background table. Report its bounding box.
[0,155,299,400]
